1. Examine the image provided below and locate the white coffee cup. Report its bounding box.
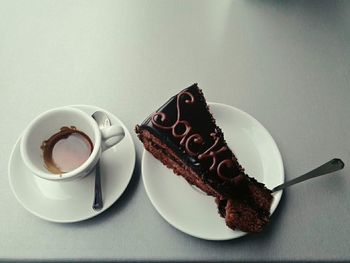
[20,106,124,181]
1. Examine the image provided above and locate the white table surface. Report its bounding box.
[1,0,349,261]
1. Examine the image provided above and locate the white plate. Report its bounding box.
[142,102,284,240]
[8,105,136,223]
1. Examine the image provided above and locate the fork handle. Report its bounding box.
[272,158,345,192]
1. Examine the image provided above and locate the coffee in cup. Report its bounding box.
[41,126,94,174]
[20,107,125,181]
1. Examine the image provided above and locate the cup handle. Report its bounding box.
[100,125,125,152]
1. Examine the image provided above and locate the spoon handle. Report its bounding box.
[93,161,103,210]
[272,158,345,192]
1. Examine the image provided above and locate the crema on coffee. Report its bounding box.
[41,126,93,174]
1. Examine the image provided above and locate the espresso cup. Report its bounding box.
[20,106,124,181]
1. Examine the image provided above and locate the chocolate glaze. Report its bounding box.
[138,84,247,198]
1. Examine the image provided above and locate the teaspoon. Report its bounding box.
[91,111,112,210]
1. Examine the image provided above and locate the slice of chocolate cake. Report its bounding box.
[136,84,273,233]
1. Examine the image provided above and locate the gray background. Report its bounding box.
[1,0,349,261]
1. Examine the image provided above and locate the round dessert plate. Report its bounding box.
[142,102,284,240]
[8,105,136,223]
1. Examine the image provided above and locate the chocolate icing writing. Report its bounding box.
[217,159,234,180]
[198,133,228,171]
[151,90,234,181]
[151,91,199,147]
[185,133,203,156]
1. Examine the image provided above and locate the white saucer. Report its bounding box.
[8,105,136,223]
[142,103,284,240]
